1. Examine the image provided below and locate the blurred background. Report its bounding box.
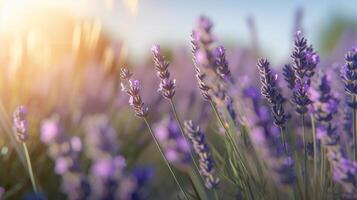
[0,0,357,199]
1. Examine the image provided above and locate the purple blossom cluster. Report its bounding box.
[40,115,152,200]
[153,118,191,167]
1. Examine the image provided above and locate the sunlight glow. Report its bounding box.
[123,0,139,15]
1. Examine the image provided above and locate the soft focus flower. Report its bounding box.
[154,118,191,166]
[184,120,220,189]
[13,105,29,142]
[41,116,61,143]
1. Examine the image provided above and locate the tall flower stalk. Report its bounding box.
[191,31,255,198]
[289,31,319,199]
[13,106,38,194]
[257,58,288,153]
[151,44,204,185]
[341,47,357,160]
[120,68,189,200]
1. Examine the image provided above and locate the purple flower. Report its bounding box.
[196,15,213,33]
[257,58,287,128]
[121,69,149,118]
[291,31,319,79]
[151,44,176,99]
[83,115,118,158]
[282,64,296,90]
[289,31,319,115]
[154,118,191,166]
[41,116,61,144]
[341,47,357,107]
[13,105,29,142]
[214,45,233,83]
[292,79,312,115]
[192,33,212,101]
[184,120,220,189]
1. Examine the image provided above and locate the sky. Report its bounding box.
[1,0,357,62]
[94,0,357,62]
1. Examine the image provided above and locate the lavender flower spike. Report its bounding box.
[151,45,176,99]
[341,47,357,100]
[341,46,357,161]
[282,64,296,90]
[214,45,233,83]
[290,31,318,115]
[184,120,220,189]
[257,58,287,128]
[13,105,38,193]
[291,31,319,80]
[120,68,149,118]
[13,105,29,143]
[191,32,212,101]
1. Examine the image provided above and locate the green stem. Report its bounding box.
[169,99,204,183]
[209,101,254,200]
[22,142,38,194]
[353,95,357,160]
[214,189,219,200]
[302,115,307,200]
[280,127,288,155]
[143,118,189,200]
[320,146,325,200]
[311,114,318,200]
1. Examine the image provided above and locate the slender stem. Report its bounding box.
[169,99,204,183]
[214,189,219,200]
[353,95,357,160]
[310,114,317,200]
[209,101,254,200]
[280,127,288,155]
[301,114,307,200]
[22,142,38,193]
[143,118,189,200]
[320,146,325,200]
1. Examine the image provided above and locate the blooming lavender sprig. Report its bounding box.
[257,58,287,128]
[291,31,319,80]
[214,45,233,83]
[283,64,296,90]
[341,47,357,160]
[290,31,319,115]
[13,106,29,143]
[341,47,357,98]
[120,68,189,200]
[120,68,149,118]
[293,79,312,115]
[151,45,176,99]
[184,120,220,189]
[13,106,38,194]
[192,32,212,101]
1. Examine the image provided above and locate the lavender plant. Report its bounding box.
[4,12,357,200]
[341,46,357,160]
[184,120,220,189]
[13,106,38,194]
[257,58,288,152]
[120,67,189,200]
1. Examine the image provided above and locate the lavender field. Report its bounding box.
[2,0,357,199]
